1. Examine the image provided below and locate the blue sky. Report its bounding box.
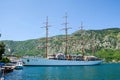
[0,0,120,41]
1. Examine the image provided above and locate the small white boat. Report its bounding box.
[0,77,4,80]
[15,61,23,70]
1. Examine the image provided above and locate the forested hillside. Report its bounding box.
[2,28,120,62]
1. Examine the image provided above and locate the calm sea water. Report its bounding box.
[2,63,120,80]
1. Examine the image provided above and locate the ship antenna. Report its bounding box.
[0,32,1,38]
[62,13,71,55]
[41,16,51,58]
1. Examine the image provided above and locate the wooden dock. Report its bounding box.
[2,65,15,73]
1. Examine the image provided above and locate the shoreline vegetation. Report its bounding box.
[95,49,120,63]
[103,61,120,64]
[1,28,120,63]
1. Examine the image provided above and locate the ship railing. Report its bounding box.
[22,56,43,59]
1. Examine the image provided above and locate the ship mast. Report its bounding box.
[41,16,50,58]
[80,22,84,58]
[91,31,95,56]
[62,13,71,55]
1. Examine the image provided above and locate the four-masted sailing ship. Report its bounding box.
[22,14,103,66]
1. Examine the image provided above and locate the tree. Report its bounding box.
[0,42,5,60]
[1,57,10,63]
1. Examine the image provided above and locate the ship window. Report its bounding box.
[27,59,29,62]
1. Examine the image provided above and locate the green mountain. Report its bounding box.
[2,28,120,62]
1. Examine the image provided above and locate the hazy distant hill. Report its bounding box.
[2,28,120,62]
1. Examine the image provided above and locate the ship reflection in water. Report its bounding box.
[3,63,120,80]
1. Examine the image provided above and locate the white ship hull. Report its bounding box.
[22,57,103,66]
